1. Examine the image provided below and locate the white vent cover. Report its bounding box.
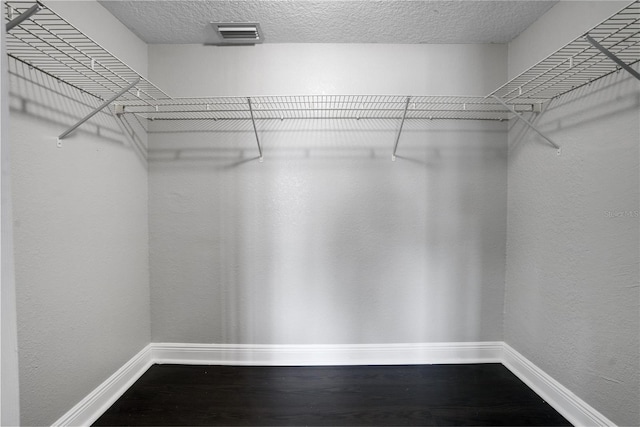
[211,23,263,45]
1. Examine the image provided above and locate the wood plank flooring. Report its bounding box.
[93,364,572,426]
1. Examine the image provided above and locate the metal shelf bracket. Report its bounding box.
[5,3,40,32]
[392,96,411,161]
[491,95,561,154]
[58,78,140,141]
[109,105,136,149]
[585,34,640,81]
[247,97,264,162]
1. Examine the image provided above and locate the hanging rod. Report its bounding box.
[118,95,516,121]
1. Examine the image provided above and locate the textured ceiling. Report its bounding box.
[98,1,558,45]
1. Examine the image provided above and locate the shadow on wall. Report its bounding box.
[147,114,508,344]
[508,68,640,159]
[8,57,147,165]
[503,63,639,427]
[8,53,510,344]
[147,118,506,162]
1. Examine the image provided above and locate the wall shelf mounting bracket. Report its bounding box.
[392,96,411,161]
[5,2,40,32]
[58,78,140,142]
[247,97,264,162]
[585,34,640,81]
[109,105,137,149]
[491,95,561,154]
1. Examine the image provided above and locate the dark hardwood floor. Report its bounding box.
[93,364,572,426]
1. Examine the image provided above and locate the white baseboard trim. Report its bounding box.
[151,341,504,366]
[50,342,617,427]
[51,344,153,427]
[502,343,616,427]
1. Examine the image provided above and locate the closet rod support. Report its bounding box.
[585,34,640,81]
[392,96,411,161]
[58,78,140,141]
[247,97,263,162]
[109,105,136,149]
[5,3,41,32]
[491,95,560,152]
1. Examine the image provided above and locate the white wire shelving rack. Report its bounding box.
[119,95,513,121]
[4,0,640,159]
[490,0,640,103]
[4,1,168,103]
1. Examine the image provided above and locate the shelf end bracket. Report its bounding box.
[586,34,640,81]
[6,3,41,32]
[392,96,411,161]
[58,78,140,141]
[492,95,560,153]
[247,97,263,162]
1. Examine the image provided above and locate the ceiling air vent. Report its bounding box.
[211,23,263,45]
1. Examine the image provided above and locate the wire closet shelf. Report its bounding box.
[490,1,640,103]
[3,1,640,122]
[120,96,516,122]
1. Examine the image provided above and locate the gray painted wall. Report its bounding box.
[504,2,640,426]
[9,1,150,425]
[8,1,637,424]
[148,44,508,344]
[1,3,21,424]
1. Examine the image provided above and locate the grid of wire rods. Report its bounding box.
[491,0,640,102]
[118,95,515,121]
[7,0,635,121]
[4,1,170,104]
